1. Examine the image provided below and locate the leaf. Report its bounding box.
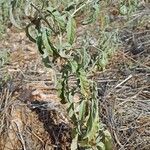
[98,52,108,70]
[9,4,22,29]
[59,77,68,104]
[69,60,78,73]
[24,0,32,16]
[79,100,86,122]
[66,17,76,45]
[84,106,99,140]
[103,130,112,150]
[67,103,75,119]
[67,103,78,124]
[36,31,52,68]
[82,1,100,25]
[96,142,105,150]
[0,51,9,68]
[99,13,105,30]
[47,6,66,29]
[93,2,100,20]
[80,48,91,69]
[83,90,99,141]
[53,12,66,29]
[36,33,44,54]
[42,29,53,56]
[0,0,5,4]
[42,56,51,68]
[79,69,90,97]
[55,42,71,59]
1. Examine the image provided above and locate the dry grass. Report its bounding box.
[97,31,150,149]
[0,30,71,150]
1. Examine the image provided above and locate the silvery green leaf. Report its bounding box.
[66,17,76,45]
[42,29,53,56]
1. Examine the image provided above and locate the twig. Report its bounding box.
[115,74,133,88]
[13,121,27,150]
[121,51,150,70]
[113,131,123,147]
[26,127,44,144]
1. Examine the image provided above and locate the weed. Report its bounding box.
[8,0,143,149]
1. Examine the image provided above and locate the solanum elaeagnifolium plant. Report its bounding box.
[9,0,116,149]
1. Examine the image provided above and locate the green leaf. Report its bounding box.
[9,5,22,29]
[80,48,91,69]
[42,29,53,56]
[84,109,99,140]
[47,6,66,29]
[69,60,78,73]
[98,52,108,70]
[36,33,44,54]
[24,0,31,16]
[93,3,100,20]
[66,17,76,45]
[59,77,68,104]
[97,142,105,150]
[61,42,72,51]
[79,69,90,97]
[53,12,66,29]
[42,56,51,68]
[67,103,74,118]
[103,130,112,150]
[55,42,71,59]
[0,51,9,68]
[83,94,99,140]
[79,100,86,122]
